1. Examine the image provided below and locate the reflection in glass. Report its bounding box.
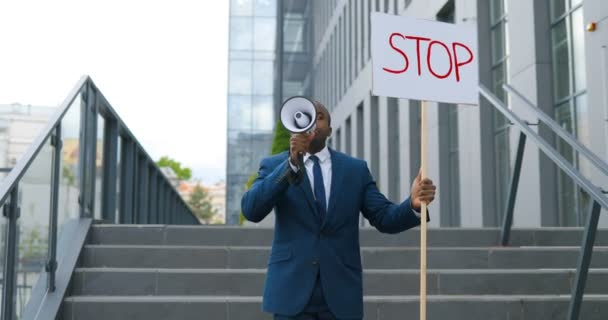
[556,101,576,225]
[17,137,52,317]
[230,18,253,50]
[490,0,504,23]
[229,60,253,95]
[230,0,253,16]
[571,8,586,92]
[491,23,505,65]
[550,0,567,21]
[228,95,252,131]
[492,64,505,102]
[253,61,274,95]
[252,96,274,131]
[551,20,570,101]
[254,18,276,51]
[284,18,305,52]
[254,0,276,17]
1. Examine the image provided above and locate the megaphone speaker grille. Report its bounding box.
[280,96,317,133]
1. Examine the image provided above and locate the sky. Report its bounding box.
[0,0,229,184]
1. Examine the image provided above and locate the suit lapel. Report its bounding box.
[322,148,343,228]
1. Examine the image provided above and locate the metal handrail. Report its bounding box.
[0,76,201,320]
[479,85,608,209]
[504,83,608,176]
[0,76,196,216]
[479,84,607,320]
[0,76,88,205]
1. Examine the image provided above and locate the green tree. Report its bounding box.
[240,120,291,224]
[270,120,290,155]
[188,184,217,224]
[156,156,192,181]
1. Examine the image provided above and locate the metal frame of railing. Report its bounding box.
[479,84,608,320]
[0,76,200,320]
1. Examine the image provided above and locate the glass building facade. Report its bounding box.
[550,0,589,226]
[226,0,277,225]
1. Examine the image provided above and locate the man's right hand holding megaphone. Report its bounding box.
[289,130,315,167]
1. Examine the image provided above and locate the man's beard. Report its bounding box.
[309,137,325,151]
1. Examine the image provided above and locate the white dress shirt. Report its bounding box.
[289,146,420,218]
[289,146,332,210]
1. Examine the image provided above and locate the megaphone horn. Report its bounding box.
[280,96,317,133]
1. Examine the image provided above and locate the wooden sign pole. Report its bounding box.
[420,100,428,320]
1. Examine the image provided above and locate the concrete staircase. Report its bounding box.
[59,225,608,319]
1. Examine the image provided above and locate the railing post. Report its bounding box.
[500,132,526,246]
[568,200,601,320]
[119,139,134,224]
[157,183,164,224]
[46,125,62,292]
[138,157,149,224]
[79,82,98,218]
[101,119,118,223]
[149,171,157,224]
[2,186,20,320]
[132,148,140,223]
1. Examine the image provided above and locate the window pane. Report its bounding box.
[490,0,504,24]
[571,0,583,8]
[230,18,253,50]
[491,22,505,64]
[494,128,510,216]
[254,0,276,17]
[284,18,305,52]
[571,8,586,92]
[254,18,276,51]
[491,63,505,101]
[252,96,274,131]
[228,95,252,130]
[556,101,573,134]
[229,60,252,94]
[551,20,570,100]
[575,94,589,149]
[253,60,273,95]
[550,0,567,21]
[231,0,253,16]
[555,101,577,225]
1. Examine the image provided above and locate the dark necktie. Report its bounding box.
[309,155,327,221]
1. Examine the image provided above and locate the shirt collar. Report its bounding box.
[304,145,330,164]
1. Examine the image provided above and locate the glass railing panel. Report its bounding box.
[16,136,53,318]
[57,95,82,240]
[94,115,105,220]
[0,206,7,314]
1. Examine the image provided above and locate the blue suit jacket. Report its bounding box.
[241,149,426,318]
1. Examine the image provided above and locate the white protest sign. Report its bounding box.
[371,12,478,105]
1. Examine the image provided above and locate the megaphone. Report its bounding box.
[280,96,317,134]
[279,96,317,182]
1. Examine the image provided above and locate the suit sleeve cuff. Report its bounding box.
[410,202,421,218]
[288,159,299,172]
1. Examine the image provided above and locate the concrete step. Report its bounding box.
[70,268,608,296]
[80,244,608,269]
[61,294,608,320]
[88,224,608,247]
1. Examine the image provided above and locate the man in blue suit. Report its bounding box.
[241,101,436,319]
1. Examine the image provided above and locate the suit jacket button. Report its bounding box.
[312,260,319,265]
